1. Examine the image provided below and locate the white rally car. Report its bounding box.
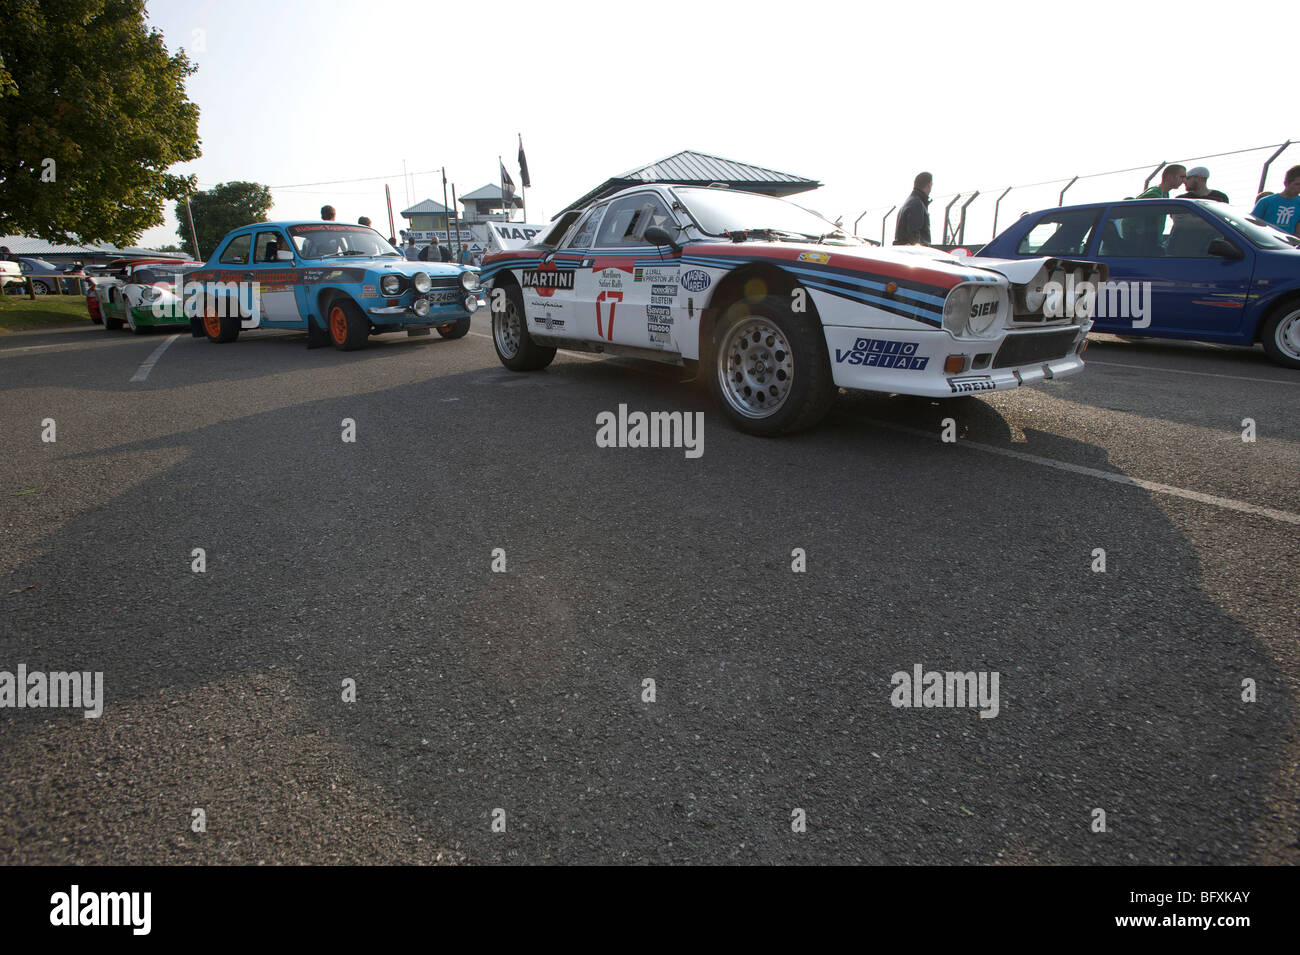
[481,184,1106,435]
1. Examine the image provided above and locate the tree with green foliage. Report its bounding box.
[175,181,273,259]
[0,0,202,246]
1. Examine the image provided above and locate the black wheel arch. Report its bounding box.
[698,263,822,375]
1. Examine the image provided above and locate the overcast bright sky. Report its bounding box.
[139,0,1294,250]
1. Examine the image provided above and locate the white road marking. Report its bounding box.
[1087,359,1300,386]
[130,334,181,382]
[468,329,603,361]
[856,416,1300,526]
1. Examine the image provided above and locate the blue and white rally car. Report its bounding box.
[187,221,482,349]
[482,185,1106,435]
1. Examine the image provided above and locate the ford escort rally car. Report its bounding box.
[187,221,482,350]
[481,185,1106,434]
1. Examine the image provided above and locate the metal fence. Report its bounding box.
[854,140,1296,250]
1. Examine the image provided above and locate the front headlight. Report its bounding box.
[380,274,401,296]
[967,295,1001,336]
[460,269,480,292]
[1022,286,1046,313]
[942,286,973,336]
[412,271,431,294]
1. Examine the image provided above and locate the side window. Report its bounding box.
[1163,210,1229,258]
[220,234,252,265]
[1016,210,1100,256]
[566,206,606,249]
[253,231,289,263]
[594,194,676,248]
[1099,205,1227,258]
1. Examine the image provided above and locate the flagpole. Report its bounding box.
[441,166,451,254]
[451,184,460,260]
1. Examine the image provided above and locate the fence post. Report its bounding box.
[942,195,961,245]
[1258,141,1293,197]
[991,186,1012,240]
[853,210,868,237]
[957,191,980,246]
[880,205,896,246]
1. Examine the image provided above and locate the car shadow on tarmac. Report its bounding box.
[0,359,1291,864]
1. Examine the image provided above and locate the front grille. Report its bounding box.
[429,276,459,290]
[992,329,1078,369]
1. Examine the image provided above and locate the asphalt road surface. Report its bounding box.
[1,316,1297,864]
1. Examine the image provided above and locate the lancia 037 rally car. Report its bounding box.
[481,184,1106,434]
[187,222,482,349]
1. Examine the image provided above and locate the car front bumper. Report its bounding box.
[824,324,1089,398]
[368,292,481,319]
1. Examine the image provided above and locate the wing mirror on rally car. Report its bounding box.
[276,250,294,261]
[1206,239,1244,261]
[643,226,681,254]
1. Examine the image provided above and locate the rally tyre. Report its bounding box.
[437,316,471,339]
[709,293,835,436]
[328,299,369,351]
[1260,301,1300,369]
[202,304,239,343]
[492,283,555,371]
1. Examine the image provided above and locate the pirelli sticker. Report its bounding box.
[948,376,997,393]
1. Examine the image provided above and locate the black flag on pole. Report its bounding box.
[500,158,515,204]
[518,134,531,189]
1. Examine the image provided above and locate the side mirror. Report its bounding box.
[276,250,294,261]
[1207,238,1243,260]
[643,225,681,253]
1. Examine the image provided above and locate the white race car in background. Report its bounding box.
[481,184,1106,435]
[95,260,201,332]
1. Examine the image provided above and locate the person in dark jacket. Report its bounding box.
[894,172,932,245]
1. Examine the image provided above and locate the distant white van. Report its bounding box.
[0,260,22,292]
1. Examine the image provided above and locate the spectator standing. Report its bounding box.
[1136,165,1186,198]
[1179,167,1228,203]
[1252,165,1300,236]
[358,216,372,228]
[893,172,932,246]
[0,246,12,262]
[321,205,337,221]
[404,236,421,261]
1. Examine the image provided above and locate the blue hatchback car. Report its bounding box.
[978,199,1300,368]
[187,221,482,350]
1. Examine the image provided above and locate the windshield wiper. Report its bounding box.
[728,228,808,242]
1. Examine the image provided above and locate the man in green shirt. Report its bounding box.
[1135,164,1186,198]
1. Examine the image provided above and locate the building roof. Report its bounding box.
[558,149,821,215]
[0,234,189,258]
[399,198,452,217]
[459,184,523,206]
